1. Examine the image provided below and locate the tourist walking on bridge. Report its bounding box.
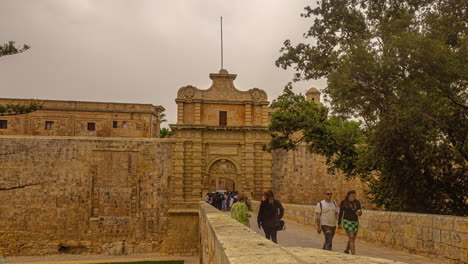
[257,190,284,244]
[230,193,250,227]
[338,190,362,255]
[315,189,339,250]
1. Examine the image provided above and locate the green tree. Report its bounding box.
[0,41,30,57]
[0,103,41,116]
[159,127,173,138]
[274,0,467,215]
[267,85,365,177]
[159,112,167,123]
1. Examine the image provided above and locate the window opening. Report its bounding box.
[88,122,96,131]
[45,121,54,130]
[219,111,227,126]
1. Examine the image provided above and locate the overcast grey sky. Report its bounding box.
[0,0,326,125]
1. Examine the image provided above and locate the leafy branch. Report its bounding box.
[0,41,30,57]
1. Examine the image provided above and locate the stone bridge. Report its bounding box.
[199,201,467,264]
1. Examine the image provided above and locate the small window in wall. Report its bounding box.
[219,111,227,126]
[87,122,96,131]
[45,121,54,130]
[0,120,7,129]
[122,121,128,128]
[113,121,118,128]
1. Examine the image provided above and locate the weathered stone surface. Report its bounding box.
[0,136,173,256]
[271,144,372,208]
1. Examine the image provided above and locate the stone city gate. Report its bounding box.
[170,69,273,202]
[162,69,275,254]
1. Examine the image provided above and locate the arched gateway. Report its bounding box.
[207,159,239,192]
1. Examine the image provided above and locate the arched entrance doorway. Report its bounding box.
[207,159,238,192]
[209,177,235,192]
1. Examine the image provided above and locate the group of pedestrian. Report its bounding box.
[215,187,362,255]
[205,191,238,211]
[315,189,362,254]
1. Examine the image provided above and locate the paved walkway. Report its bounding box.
[240,211,441,264]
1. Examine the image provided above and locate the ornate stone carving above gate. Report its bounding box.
[250,88,267,102]
[209,159,237,176]
[204,159,239,191]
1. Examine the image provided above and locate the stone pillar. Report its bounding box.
[177,102,184,124]
[243,142,255,194]
[191,141,203,200]
[262,150,273,193]
[262,105,269,126]
[194,102,201,125]
[245,104,252,126]
[183,142,193,200]
[254,143,263,199]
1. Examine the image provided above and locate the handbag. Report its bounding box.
[277,220,286,231]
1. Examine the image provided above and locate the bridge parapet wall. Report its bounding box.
[251,201,467,263]
[199,202,405,264]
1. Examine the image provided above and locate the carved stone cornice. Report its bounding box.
[175,69,269,103]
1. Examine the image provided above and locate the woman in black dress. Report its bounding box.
[257,190,284,244]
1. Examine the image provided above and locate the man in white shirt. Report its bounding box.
[315,189,339,250]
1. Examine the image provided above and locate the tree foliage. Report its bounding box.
[267,85,365,177]
[159,127,173,138]
[159,112,167,123]
[0,103,41,116]
[0,41,30,57]
[274,0,467,215]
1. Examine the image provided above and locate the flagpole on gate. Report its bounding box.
[220,16,223,69]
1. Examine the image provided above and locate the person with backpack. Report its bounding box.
[257,190,284,244]
[315,189,339,250]
[338,190,362,255]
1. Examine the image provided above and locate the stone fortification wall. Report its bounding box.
[0,136,173,256]
[251,201,468,264]
[272,145,372,208]
[199,202,403,264]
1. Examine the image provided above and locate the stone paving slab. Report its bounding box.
[242,212,442,264]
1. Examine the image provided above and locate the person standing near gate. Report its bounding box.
[257,190,284,244]
[315,189,339,250]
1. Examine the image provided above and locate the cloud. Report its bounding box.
[0,0,326,127]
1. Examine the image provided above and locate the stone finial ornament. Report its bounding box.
[250,88,267,102]
[178,85,196,99]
